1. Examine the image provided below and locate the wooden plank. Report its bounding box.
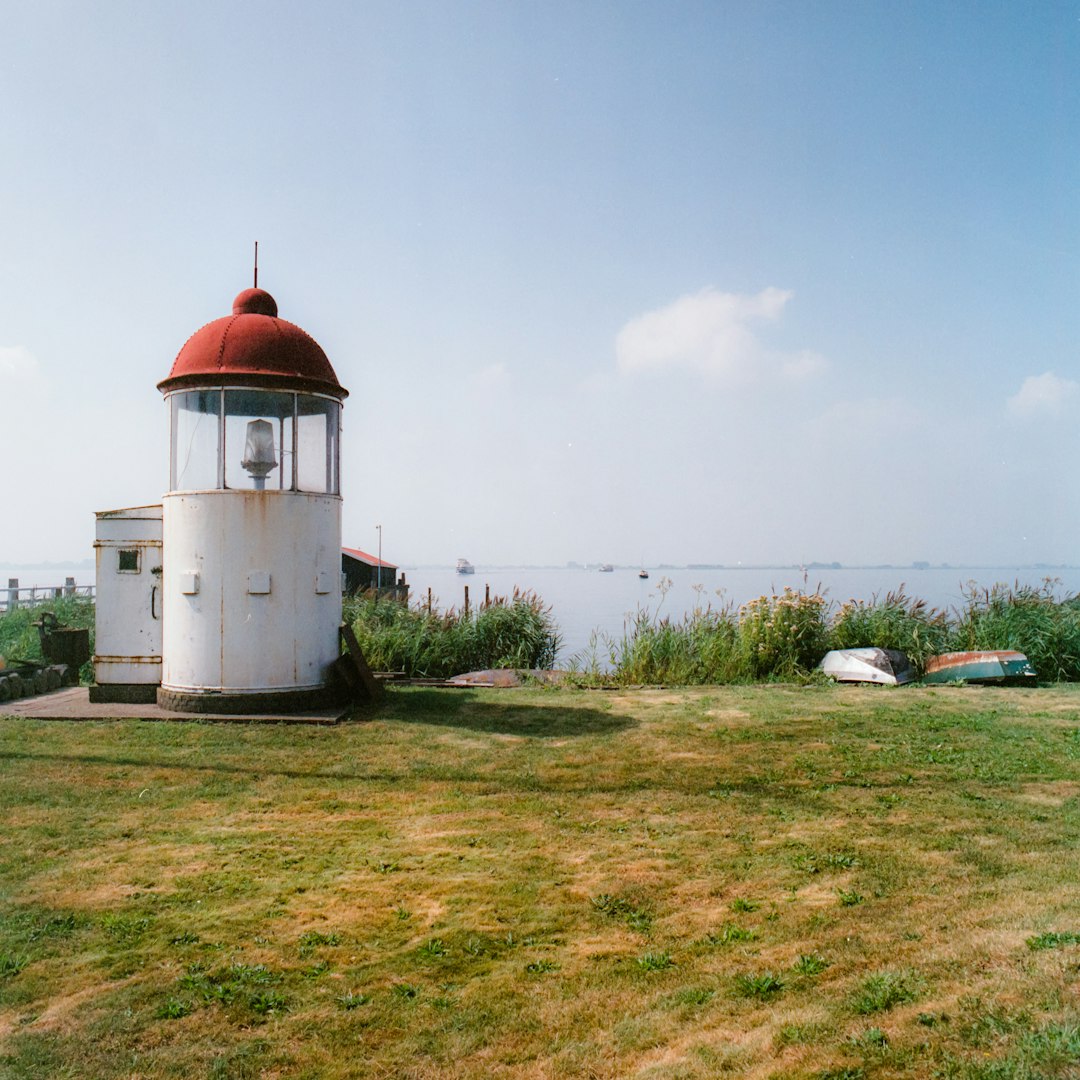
[338,623,383,703]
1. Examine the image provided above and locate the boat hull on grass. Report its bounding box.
[818,647,915,686]
[923,650,1036,685]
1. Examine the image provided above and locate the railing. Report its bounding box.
[2,578,95,614]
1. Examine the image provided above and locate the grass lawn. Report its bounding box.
[1,684,1079,1079]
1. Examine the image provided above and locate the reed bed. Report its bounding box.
[574,578,1080,685]
[344,588,560,679]
[5,580,1080,687]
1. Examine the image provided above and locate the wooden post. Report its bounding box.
[65,576,75,597]
[485,583,490,608]
[7,578,18,611]
[464,585,470,615]
[427,586,432,614]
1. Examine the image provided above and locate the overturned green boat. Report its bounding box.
[922,650,1036,685]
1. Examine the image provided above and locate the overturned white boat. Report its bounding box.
[818,647,915,686]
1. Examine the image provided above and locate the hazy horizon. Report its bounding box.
[2,2,1076,569]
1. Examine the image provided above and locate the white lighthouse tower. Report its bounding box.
[154,286,348,713]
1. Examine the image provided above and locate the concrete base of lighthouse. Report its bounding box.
[157,682,347,715]
[158,490,343,714]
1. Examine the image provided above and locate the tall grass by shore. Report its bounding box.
[6,580,1080,687]
[576,578,1080,685]
[344,588,560,679]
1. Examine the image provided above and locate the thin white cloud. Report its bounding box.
[0,345,41,386]
[471,362,510,391]
[1007,371,1079,419]
[615,286,826,384]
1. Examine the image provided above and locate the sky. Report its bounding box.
[1,0,1078,569]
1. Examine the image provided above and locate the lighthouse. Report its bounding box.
[151,285,349,712]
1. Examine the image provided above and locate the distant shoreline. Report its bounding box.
[5,559,1076,574]
[400,563,1080,573]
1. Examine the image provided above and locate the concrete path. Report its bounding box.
[0,687,348,724]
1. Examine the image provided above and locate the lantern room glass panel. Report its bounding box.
[170,390,221,491]
[223,390,296,491]
[297,397,340,495]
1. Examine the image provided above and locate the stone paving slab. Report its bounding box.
[0,688,349,724]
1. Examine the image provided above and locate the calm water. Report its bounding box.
[402,565,1080,664]
[9,563,1080,667]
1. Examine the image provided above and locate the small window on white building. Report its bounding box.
[118,549,140,573]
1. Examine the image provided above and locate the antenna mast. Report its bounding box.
[253,241,259,288]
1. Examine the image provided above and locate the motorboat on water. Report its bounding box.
[639,569,649,579]
[598,564,614,572]
[818,647,915,686]
[922,650,1036,685]
[456,558,475,575]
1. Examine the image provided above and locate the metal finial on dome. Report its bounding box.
[254,240,258,288]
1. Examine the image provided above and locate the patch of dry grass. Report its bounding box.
[2,684,1080,1077]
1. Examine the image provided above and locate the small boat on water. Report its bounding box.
[455,558,475,575]
[598,564,614,572]
[818,647,915,686]
[639,569,649,579]
[922,650,1036,685]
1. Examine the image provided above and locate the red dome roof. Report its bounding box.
[158,289,348,398]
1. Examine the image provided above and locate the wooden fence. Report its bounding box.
[2,578,95,614]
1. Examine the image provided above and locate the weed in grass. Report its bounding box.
[464,937,487,957]
[156,997,193,1020]
[175,962,283,1014]
[590,893,653,934]
[336,991,370,1010]
[0,953,29,978]
[417,938,448,959]
[248,990,287,1016]
[395,906,411,921]
[1026,930,1080,950]
[775,1022,830,1047]
[918,1011,949,1027]
[735,971,784,999]
[524,959,559,974]
[848,1027,889,1048]
[392,983,420,1001]
[826,852,858,870]
[837,889,864,907]
[374,860,400,874]
[302,960,330,979]
[793,953,830,976]
[101,913,151,943]
[854,969,923,1014]
[939,1021,1080,1078]
[298,930,340,954]
[706,924,756,946]
[730,898,759,913]
[29,913,79,941]
[818,1068,865,1080]
[672,987,715,1006]
[637,951,675,973]
[169,931,200,946]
